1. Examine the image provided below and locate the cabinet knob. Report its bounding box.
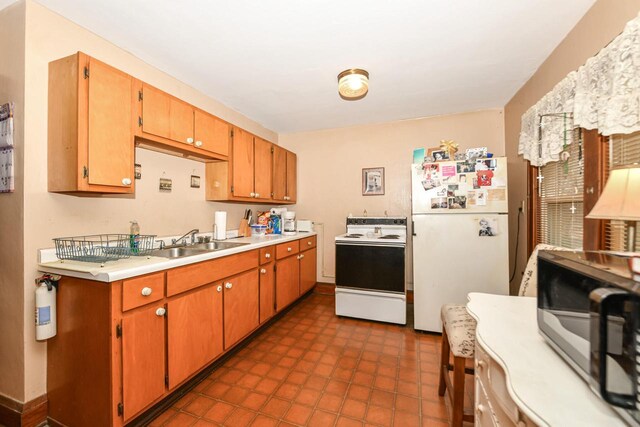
[476,404,485,416]
[217,285,222,292]
[225,282,233,289]
[300,254,304,259]
[287,247,292,252]
[155,307,166,317]
[476,360,486,370]
[250,192,256,197]
[260,268,267,274]
[186,137,194,144]
[195,140,203,147]
[284,196,289,201]
[265,253,271,259]
[122,178,132,186]
[141,287,152,296]
[307,241,312,246]
[255,193,260,198]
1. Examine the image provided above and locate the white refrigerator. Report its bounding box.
[411,156,509,332]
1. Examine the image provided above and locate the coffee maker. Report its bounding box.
[283,212,296,235]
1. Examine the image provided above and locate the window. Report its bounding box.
[605,131,640,251]
[535,129,584,249]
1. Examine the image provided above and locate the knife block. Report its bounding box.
[239,219,251,237]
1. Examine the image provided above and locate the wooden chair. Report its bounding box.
[438,244,567,426]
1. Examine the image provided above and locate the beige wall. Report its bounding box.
[7,0,281,402]
[0,1,26,403]
[279,109,505,286]
[504,0,640,294]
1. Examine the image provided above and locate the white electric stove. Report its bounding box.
[334,217,407,325]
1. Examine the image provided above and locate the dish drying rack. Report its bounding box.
[53,234,156,263]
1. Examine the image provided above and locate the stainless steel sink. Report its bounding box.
[152,247,209,259]
[152,240,249,259]
[190,241,249,251]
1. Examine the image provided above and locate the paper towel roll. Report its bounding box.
[214,211,227,240]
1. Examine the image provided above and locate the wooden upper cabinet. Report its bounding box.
[254,137,272,200]
[195,110,230,157]
[138,83,228,161]
[272,145,296,202]
[231,128,255,198]
[272,145,287,201]
[48,52,134,194]
[122,304,166,421]
[286,151,297,202]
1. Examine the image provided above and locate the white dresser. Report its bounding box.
[466,293,626,427]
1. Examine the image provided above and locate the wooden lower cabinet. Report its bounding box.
[167,284,224,389]
[259,262,276,323]
[299,247,317,294]
[46,237,314,426]
[224,269,260,349]
[122,304,166,421]
[276,254,300,311]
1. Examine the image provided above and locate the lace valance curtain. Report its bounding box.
[519,12,640,167]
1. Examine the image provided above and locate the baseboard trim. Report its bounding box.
[0,394,48,427]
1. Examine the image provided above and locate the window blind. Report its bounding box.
[605,131,640,250]
[536,129,584,249]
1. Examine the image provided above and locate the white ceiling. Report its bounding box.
[24,1,596,133]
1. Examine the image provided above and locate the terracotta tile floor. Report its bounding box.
[149,293,467,427]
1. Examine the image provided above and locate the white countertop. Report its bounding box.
[38,232,316,282]
[466,292,626,427]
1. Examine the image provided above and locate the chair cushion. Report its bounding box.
[441,304,476,358]
[518,244,572,297]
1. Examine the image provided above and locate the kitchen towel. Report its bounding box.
[0,102,15,149]
[0,148,14,193]
[214,211,227,240]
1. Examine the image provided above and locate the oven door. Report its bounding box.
[335,242,405,294]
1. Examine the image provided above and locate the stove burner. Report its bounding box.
[344,234,363,238]
[378,234,400,239]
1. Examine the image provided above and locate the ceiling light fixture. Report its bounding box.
[338,69,369,101]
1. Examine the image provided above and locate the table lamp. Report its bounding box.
[586,165,640,252]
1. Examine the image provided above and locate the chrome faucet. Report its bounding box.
[171,229,199,246]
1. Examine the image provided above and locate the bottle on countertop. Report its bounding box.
[130,220,140,254]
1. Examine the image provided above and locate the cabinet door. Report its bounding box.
[167,285,223,389]
[254,137,272,200]
[169,98,194,145]
[259,263,275,324]
[122,305,166,421]
[276,255,300,311]
[299,248,317,295]
[224,269,259,349]
[194,110,229,156]
[141,84,171,140]
[272,145,287,201]
[231,128,255,198]
[286,150,297,202]
[87,58,133,188]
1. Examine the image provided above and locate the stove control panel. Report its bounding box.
[346,217,407,226]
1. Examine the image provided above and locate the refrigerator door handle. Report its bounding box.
[412,220,416,236]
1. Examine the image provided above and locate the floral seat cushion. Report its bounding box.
[441,303,476,358]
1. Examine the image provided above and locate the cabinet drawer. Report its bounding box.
[276,240,299,260]
[122,272,165,311]
[167,250,259,296]
[259,246,274,265]
[299,235,316,250]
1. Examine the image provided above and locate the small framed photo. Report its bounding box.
[362,167,385,196]
[428,148,449,162]
[190,175,201,188]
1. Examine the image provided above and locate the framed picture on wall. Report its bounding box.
[362,167,385,196]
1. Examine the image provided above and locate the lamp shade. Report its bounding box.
[338,69,369,100]
[586,165,640,220]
